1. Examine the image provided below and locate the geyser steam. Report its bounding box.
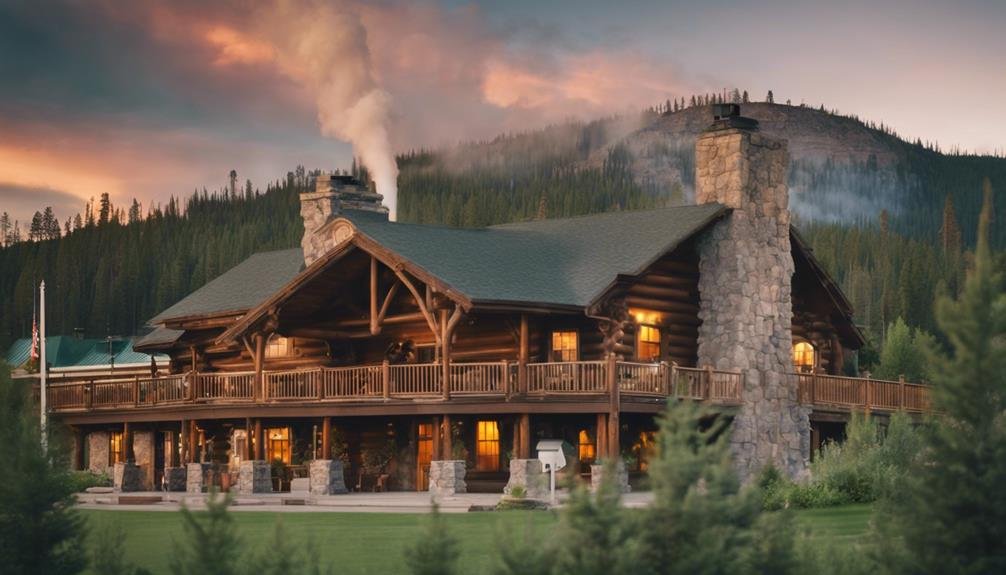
[258,0,399,220]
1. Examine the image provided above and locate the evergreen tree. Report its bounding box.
[170,492,241,575]
[0,212,10,247]
[742,90,750,103]
[876,180,1006,574]
[98,193,111,226]
[404,504,459,575]
[0,363,87,575]
[128,200,142,224]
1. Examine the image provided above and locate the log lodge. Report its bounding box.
[37,106,931,495]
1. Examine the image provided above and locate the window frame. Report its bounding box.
[550,330,579,362]
[636,324,661,362]
[475,420,501,472]
[793,341,817,373]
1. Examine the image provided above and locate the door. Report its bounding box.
[417,423,433,491]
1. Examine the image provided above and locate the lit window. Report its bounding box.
[109,431,124,465]
[266,427,291,464]
[476,420,500,471]
[265,336,292,359]
[637,325,661,361]
[578,429,596,463]
[551,331,579,362]
[793,342,816,373]
[417,423,434,490]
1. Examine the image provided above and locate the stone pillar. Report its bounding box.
[88,431,110,474]
[428,460,466,497]
[163,467,187,492]
[186,462,209,493]
[113,462,143,492]
[132,431,155,491]
[694,109,810,481]
[503,459,549,500]
[309,460,348,495]
[590,461,631,493]
[236,461,272,494]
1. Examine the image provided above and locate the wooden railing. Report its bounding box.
[796,372,930,412]
[35,360,927,415]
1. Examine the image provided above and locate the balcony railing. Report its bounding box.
[33,360,929,415]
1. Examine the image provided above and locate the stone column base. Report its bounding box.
[428,460,467,497]
[236,461,272,494]
[163,467,187,492]
[113,462,143,492]
[309,460,348,495]
[590,461,631,493]
[503,459,549,499]
[186,463,210,493]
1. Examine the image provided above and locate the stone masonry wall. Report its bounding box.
[695,126,811,481]
[301,174,388,266]
[133,431,154,491]
[88,431,110,474]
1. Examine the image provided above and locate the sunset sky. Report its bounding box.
[1,0,1003,226]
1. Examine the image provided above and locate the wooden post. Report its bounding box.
[124,422,134,463]
[596,413,608,461]
[168,430,179,468]
[254,333,266,402]
[899,375,906,409]
[704,364,714,400]
[133,375,140,407]
[322,417,331,460]
[442,415,453,460]
[669,362,678,397]
[432,417,442,461]
[179,420,188,465]
[501,359,510,398]
[189,420,199,463]
[72,427,84,471]
[440,309,451,401]
[607,353,619,460]
[244,418,253,461]
[370,256,380,335]
[865,376,873,415]
[518,413,531,459]
[382,360,390,399]
[518,314,529,396]
[253,419,263,461]
[85,381,93,410]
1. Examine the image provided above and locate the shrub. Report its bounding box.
[170,491,241,575]
[404,504,459,575]
[68,470,112,493]
[90,520,150,575]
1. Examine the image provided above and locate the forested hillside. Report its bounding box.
[1,102,1002,362]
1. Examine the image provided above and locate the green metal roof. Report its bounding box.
[3,337,168,369]
[150,248,305,323]
[149,205,726,323]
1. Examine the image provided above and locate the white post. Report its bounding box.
[39,280,47,450]
[548,463,556,505]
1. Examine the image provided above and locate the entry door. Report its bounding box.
[417,423,434,491]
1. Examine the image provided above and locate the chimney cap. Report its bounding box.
[707,104,759,132]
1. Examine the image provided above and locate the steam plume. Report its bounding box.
[257,0,399,220]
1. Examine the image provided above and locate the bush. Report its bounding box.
[758,466,848,510]
[67,470,112,493]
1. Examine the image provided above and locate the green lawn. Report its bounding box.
[79,504,873,574]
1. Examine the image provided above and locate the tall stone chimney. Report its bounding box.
[694,104,809,480]
[301,173,387,266]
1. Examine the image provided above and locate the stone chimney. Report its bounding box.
[301,173,387,266]
[694,104,809,480]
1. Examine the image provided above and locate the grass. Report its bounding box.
[79,504,873,574]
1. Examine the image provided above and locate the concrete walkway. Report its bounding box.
[75,490,655,513]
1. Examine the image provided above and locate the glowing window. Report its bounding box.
[265,336,292,359]
[637,325,661,361]
[266,427,291,464]
[578,429,596,463]
[109,431,124,465]
[793,342,816,373]
[551,331,579,362]
[476,420,500,471]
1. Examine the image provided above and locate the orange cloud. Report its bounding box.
[204,26,274,67]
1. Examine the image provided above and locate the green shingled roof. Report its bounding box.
[3,337,167,369]
[148,205,726,324]
[150,248,305,323]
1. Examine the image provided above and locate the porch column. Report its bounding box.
[180,420,188,464]
[254,419,263,460]
[321,417,332,459]
[518,413,531,459]
[432,416,442,461]
[168,430,179,468]
[596,413,608,460]
[123,422,134,463]
[518,314,529,395]
[442,415,453,460]
[254,333,266,402]
[606,353,620,459]
[244,418,253,460]
[188,420,199,463]
[440,309,451,401]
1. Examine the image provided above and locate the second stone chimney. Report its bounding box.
[301,173,387,266]
[694,104,810,480]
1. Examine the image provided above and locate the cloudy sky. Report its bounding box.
[0,0,1003,225]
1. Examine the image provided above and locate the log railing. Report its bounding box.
[34,361,927,414]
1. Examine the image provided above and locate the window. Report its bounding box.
[417,423,434,491]
[637,325,661,361]
[578,429,596,463]
[109,431,124,465]
[476,420,500,471]
[266,427,291,464]
[265,336,292,359]
[551,331,579,362]
[793,341,816,373]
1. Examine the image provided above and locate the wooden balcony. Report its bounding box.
[33,361,930,416]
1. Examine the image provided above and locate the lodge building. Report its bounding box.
[39,107,930,495]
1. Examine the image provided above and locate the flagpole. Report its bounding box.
[40,280,47,450]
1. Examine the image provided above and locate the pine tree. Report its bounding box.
[404,504,459,575]
[170,493,241,575]
[128,199,142,224]
[0,212,10,247]
[98,192,111,225]
[876,180,1006,574]
[742,90,750,103]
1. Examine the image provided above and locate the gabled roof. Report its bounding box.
[150,248,305,324]
[3,336,167,369]
[133,325,185,352]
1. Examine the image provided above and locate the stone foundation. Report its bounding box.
[236,461,272,494]
[309,460,348,495]
[590,461,631,493]
[502,459,549,500]
[428,461,466,497]
[694,118,810,481]
[112,462,143,492]
[186,463,210,493]
[88,431,110,474]
[163,467,187,492]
